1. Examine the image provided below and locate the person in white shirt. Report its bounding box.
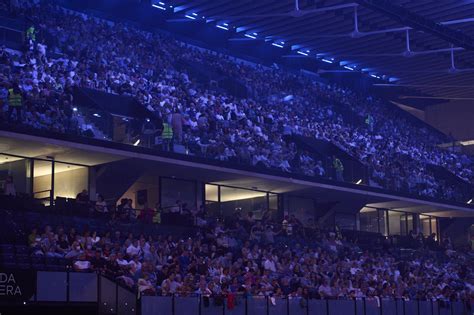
[116,252,129,267]
[128,256,142,270]
[126,240,141,258]
[73,254,91,271]
[263,256,276,272]
[95,194,108,214]
[3,175,16,196]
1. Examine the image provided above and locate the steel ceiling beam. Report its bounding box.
[354,0,474,50]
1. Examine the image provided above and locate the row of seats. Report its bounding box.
[0,250,71,271]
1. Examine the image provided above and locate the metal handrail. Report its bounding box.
[33,189,51,195]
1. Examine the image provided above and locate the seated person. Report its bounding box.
[94,194,108,215]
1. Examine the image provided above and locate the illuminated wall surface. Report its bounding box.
[205,184,277,219]
[0,155,88,199]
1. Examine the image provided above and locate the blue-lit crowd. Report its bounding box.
[28,212,473,302]
[0,0,473,304]
[1,1,473,202]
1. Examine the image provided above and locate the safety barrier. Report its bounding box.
[32,271,136,315]
[29,272,474,315]
[141,295,473,315]
[35,270,97,303]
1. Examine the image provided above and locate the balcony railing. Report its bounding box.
[141,294,471,315]
[3,270,472,315]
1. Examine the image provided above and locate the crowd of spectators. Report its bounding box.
[0,44,81,134]
[27,210,473,303]
[0,0,473,202]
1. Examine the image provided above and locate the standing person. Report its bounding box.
[153,114,164,148]
[76,189,89,204]
[332,156,344,182]
[365,114,374,132]
[94,194,108,217]
[3,175,16,196]
[0,83,8,121]
[171,108,185,144]
[142,119,156,148]
[138,202,154,224]
[26,26,36,42]
[7,84,22,123]
[26,25,36,50]
[76,189,90,214]
[161,122,173,151]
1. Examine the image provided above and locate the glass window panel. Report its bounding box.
[247,296,266,314]
[420,215,431,237]
[205,184,218,202]
[99,276,117,314]
[69,272,97,302]
[359,208,379,233]
[328,299,354,315]
[175,296,199,315]
[379,210,387,236]
[37,271,67,301]
[220,186,267,219]
[205,200,221,218]
[265,193,280,222]
[288,298,306,315]
[142,296,172,315]
[388,211,407,236]
[269,193,278,210]
[0,154,31,196]
[196,182,203,209]
[288,196,315,227]
[54,163,88,199]
[33,160,53,204]
[407,214,414,234]
[430,217,438,240]
[117,285,136,315]
[335,213,356,230]
[161,178,196,210]
[400,214,407,236]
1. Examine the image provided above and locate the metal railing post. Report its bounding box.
[136,288,141,315]
[66,270,70,303]
[198,294,202,315]
[172,294,175,315]
[245,294,248,315]
[115,279,118,314]
[34,270,38,303]
[266,296,269,315]
[223,294,226,315]
[97,274,101,315]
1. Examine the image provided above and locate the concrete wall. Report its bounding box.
[425,100,474,141]
[34,167,88,199]
[119,174,160,209]
[0,158,29,194]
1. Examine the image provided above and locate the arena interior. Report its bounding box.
[0,0,473,314]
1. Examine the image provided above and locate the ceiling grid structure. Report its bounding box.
[165,0,474,100]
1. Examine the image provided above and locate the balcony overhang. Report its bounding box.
[0,128,473,217]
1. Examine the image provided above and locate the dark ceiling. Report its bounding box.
[164,0,474,100]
